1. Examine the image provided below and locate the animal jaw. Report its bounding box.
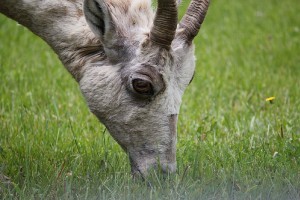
[0,0,210,176]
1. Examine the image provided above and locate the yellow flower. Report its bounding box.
[266,96,275,103]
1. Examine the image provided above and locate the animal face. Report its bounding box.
[80,0,209,176]
[80,35,196,175]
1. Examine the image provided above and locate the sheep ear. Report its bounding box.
[83,0,114,40]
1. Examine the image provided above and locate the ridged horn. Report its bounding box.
[149,0,178,49]
[178,0,210,42]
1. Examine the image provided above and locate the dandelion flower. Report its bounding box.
[266,96,275,104]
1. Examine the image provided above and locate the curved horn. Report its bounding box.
[149,0,178,49]
[178,0,210,42]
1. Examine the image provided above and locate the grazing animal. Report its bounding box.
[0,0,210,176]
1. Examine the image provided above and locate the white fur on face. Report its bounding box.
[80,39,195,175]
[81,0,197,175]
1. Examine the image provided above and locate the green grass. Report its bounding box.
[1,0,300,199]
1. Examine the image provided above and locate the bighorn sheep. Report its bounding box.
[0,0,210,176]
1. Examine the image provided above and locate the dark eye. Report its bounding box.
[132,78,154,95]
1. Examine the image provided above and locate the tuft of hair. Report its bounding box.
[106,0,154,36]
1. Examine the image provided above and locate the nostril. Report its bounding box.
[150,162,177,174]
[131,161,177,176]
[160,162,177,174]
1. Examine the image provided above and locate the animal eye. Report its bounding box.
[132,78,154,95]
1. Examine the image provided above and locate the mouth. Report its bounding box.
[129,155,177,178]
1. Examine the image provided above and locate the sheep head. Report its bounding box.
[81,0,210,176]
